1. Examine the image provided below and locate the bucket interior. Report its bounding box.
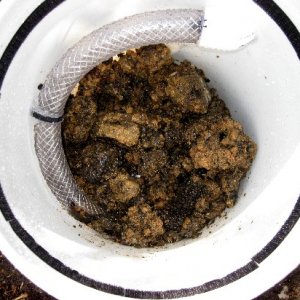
[0,0,299,293]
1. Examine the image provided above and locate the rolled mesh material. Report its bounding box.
[34,9,204,215]
[34,122,101,214]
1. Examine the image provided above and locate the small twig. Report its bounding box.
[13,292,28,300]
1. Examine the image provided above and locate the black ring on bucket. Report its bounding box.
[0,0,299,298]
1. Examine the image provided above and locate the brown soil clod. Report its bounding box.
[62,44,256,247]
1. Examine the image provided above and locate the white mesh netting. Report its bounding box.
[34,9,204,215]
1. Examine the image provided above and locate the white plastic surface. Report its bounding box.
[199,1,256,50]
[0,0,299,299]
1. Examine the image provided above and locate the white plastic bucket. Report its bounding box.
[0,0,299,299]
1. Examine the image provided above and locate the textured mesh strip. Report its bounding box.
[34,9,204,215]
[34,122,101,214]
[34,9,204,118]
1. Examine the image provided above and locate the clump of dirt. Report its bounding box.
[62,44,256,247]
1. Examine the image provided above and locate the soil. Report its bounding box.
[0,252,55,300]
[62,44,256,247]
[0,251,299,299]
